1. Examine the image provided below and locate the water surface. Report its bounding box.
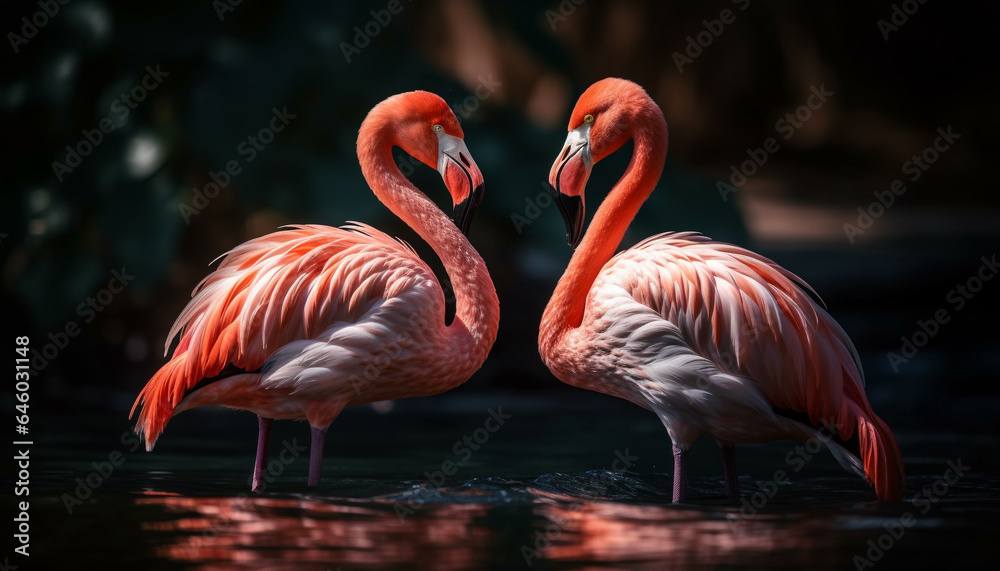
[33,392,1000,569]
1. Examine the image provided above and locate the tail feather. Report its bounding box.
[130,354,191,451]
[847,400,904,501]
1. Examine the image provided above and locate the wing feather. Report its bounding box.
[608,231,860,432]
[131,224,436,449]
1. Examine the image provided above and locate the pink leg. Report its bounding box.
[308,425,328,487]
[720,443,740,498]
[672,445,688,503]
[251,416,273,492]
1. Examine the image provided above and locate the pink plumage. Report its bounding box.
[131,91,498,490]
[541,78,903,502]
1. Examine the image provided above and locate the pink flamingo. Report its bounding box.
[539,78,904,502]
[131,91,499,491]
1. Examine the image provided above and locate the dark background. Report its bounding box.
[2,0,998,438]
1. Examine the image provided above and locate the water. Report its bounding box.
[30,392,1000,570]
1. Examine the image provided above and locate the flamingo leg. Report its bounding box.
[720,443,740,498]
[308,425,328,487]
[251,416,274,492]
[672,445,688,503]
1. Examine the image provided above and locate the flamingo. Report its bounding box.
[131,91,499,491]
[539,78,904,502]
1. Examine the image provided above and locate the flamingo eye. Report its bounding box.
[433,124,443,133]
[583,114,594,124]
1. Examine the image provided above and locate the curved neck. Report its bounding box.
[540,121,667,349]
[358,123,499,362]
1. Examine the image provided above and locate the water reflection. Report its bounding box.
[32,409,999,569]
[136,492,492,569]
[526,500,842,569]
[134,484,855,570]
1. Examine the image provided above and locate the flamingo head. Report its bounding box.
[548,78,662,248]
[388,91,486,237]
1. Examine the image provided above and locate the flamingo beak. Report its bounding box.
[437,132,485,238]
[547,123,592,249]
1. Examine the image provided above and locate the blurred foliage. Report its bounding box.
[0,0,996,402]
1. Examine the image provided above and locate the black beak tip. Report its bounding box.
[548,183,585,250]
[454,184,485,238]
[567,228,583,249]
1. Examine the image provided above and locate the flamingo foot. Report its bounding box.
[308,425,328,487]
[672,445,688,503]
[251,416,274,492]
[720,443,740,499]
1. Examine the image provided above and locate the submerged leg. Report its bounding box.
[672,445,688,503]
[720,443,740,499]
[251,416,274,492]
[308,425,328,487]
